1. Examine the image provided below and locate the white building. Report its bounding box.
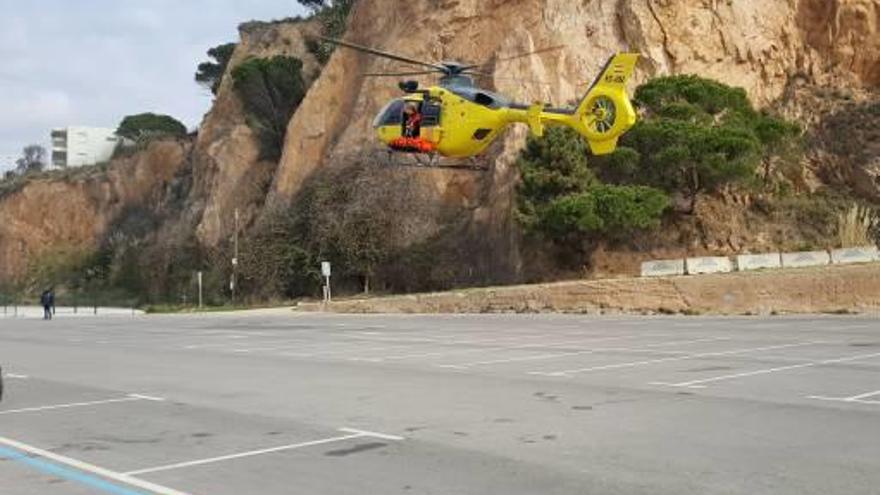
[51,127,120,168]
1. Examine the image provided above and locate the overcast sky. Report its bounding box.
[0,0,309,172]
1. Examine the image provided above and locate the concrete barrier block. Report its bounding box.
[781,250,830,268]
[830,245,879,264]
[686,256,733,275]
[736,253,782,271]
[640,259,685,277]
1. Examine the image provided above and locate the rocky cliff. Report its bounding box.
[1,0,878,289]
[0,140,189,281]
[271,0,880,202]
[192,18,322,247]
[265,0,880,279]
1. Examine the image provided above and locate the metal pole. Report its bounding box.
[197,271,203,310]
[325,275,331,303]
[232,208,239,305]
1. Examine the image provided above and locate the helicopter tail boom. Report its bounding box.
[508,53,640,155]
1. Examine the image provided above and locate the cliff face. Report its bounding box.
[192,18,322,247]
[1,0,878,287]
[266,0,880,280]
[271,0,879,203]
[0,141,189,281]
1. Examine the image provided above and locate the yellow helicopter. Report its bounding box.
[322,37,639,166]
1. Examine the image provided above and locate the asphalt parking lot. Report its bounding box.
[1,311,879,494]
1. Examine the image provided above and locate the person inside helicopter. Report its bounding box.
[403,102,422,138]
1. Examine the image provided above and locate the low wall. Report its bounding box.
[781,250,831,268]
[686,256,733,275]
[830,246,879,264]
[641,259,685,277]
[299,263,880,315]
[736,253,782,271]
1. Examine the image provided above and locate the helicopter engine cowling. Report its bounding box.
[398,80,419,93]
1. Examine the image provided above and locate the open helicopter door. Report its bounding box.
[419,98,442,144]
[387,93,443,153]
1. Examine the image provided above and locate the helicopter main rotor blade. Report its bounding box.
[462,45,566,71]
[319,36,446,72]
[362,70,441,77]
[464,70,554,87]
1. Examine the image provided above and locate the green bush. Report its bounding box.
[231,56,307,161]
[301,0,356,64]
[240,155,438,298]
[117,113,187,141]
[585,75,802,210]
[541,185,669,236]
[195,42,238,95]
[516,127,669,244]
[634,75,755,118]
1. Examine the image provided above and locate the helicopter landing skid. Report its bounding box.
[384,150,489,172]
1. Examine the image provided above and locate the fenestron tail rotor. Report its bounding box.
[590,96,617,135]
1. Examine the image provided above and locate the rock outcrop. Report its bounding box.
[271,0,880,202]
[262,0,880,281]
[192,18,322,247]
[1,0,878,288]
[0,140,189,281]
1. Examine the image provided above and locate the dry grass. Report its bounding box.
[837,204,878,248]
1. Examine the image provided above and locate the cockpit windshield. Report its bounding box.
[372,99,406,128]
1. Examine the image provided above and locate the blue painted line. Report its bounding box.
[0,446,146,495]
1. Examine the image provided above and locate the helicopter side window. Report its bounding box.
[474,93,495,106]
[372,99,406,128]
[421,102,441,126]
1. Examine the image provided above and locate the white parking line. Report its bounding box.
[530,342,819,377]
[4,373,28,379]
[0,394,164,415]
[337,427,405,440]
[653,363,815,389]
[368,332,696,363]
[656,351,880,388]
[808,389,880,405]
[280,343,415,358]
[128,394,167,402]
[124,427,403,475]
[183,338,297,350]
[0,436,191,495]
[440,337,729,368]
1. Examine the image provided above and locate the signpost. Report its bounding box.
[197,271,203,310]
[231,208,240,305]
[321,261,332,304]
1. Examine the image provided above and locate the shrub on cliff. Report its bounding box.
[516,127,669,244]
[301,0,356,63]
[591,75,800,210]
[240,154,436,298]
[231,56,307,161]
[195,42,238,95]
[117,113,187,141]
[538,185,671,237]
[15,145,48,174]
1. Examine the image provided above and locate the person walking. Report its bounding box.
[40,289,52,320]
